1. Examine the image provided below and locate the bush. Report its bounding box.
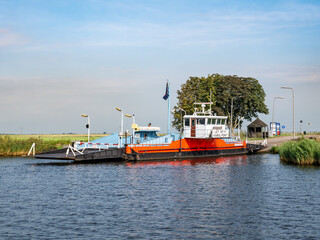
[279,139,320,165]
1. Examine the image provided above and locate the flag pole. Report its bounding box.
[167,80,170,135]
[163,80,170,135]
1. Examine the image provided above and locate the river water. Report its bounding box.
[0,154,319,239]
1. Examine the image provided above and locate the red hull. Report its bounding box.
[127,138,246,155]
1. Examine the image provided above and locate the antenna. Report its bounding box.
[193,102,213,115]
[210,91,212,113]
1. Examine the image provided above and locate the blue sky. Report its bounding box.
[1,0,320,134]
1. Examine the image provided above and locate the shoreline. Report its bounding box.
[1,134,319,158]
[251,135,320,153]
[0,134,108,157]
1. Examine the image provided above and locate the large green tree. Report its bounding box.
[172,74,216,130]
[172,74,269,131]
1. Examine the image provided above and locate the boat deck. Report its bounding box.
[34,148,124,162]
[35,148,77,160]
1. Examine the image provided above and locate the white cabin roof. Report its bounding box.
[183,115,227,119]
[136,126,160,132]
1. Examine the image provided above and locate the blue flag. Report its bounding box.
[163,82,169,100]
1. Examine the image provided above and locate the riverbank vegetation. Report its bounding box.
[0,134,107,156]
[278,138,320,165]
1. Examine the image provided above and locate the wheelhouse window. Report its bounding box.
[217,119,221,125]
[197,118,205,125]
[184,118,190,127]
[207,118,217,125]
[221,119,225,125]
[135,133,140,139]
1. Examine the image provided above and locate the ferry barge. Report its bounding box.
[35,103,264,162]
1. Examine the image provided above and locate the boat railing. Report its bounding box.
[128,143,171,148]
[74,134,175,150]
[66,144,84,157]
[28,143,36,156]
[261,139,268,147]
[76,142,113,150]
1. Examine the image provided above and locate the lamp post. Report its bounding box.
[271,97,284,136]
[125,114,135,144]
[230,97,234,138]
[81,114,90,142]
[272,97,285,123]
[116,107,124,147]
[281,87,295,139]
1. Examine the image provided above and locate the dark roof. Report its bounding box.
[247,118,268,128]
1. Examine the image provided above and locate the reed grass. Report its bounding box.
[270,145,279,154]
[279,139,320,165]
[0,134,107,156]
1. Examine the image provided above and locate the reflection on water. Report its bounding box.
[0,155,319,239]
[29,161,75,166]
[126,155,248,167]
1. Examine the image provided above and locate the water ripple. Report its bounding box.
[0,155,320,239]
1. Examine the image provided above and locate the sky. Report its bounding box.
[1,0,320,134]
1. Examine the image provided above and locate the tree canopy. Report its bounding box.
[172,74,269,131]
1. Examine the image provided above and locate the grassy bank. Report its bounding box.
[279,138,320,165]
[0,134,107,156]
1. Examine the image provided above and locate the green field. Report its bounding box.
[0,134,108,156]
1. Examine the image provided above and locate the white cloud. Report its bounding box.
[74,2,320,48]
[244,64,320,84]
[8,2,319,51]
[0,28,28,47]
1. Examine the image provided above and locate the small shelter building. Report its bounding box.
[247,118,269,138]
